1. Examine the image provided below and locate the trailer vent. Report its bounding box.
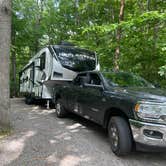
[53,71,63,78]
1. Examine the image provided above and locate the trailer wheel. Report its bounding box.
[55,99,67,118]
[25,96,33,105]
[108,116,132,156]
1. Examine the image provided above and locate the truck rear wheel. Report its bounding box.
[55,100,67,118]
[108,116,132,156]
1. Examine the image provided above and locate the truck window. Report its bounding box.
[73,74,88,86]
[89,73,101,85]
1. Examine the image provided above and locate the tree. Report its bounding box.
[11,0,166,91]
[0,0,11,130]
[114,0,125,71]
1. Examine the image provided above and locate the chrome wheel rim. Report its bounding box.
[110,124,119,149]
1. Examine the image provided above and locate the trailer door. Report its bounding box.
[29,62,35,93]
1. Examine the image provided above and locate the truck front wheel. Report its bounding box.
[108,116,132,156]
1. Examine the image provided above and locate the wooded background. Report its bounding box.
[11,0,166,97]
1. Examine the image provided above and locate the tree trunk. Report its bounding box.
[34,0,44,53]
[11,23,17,97]
[114,0,125,71]
[147,0,151,11]
[152,1,158,58]
[0,0,11,130]
[11,49,17,97]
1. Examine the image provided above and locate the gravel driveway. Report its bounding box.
[0,98,166,166]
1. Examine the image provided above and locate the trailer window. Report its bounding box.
[40,52,46,70]
[53,47,96,72]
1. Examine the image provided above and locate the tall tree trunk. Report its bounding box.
[75,0,79,26]
[11,49,16,97]
[114,0,125,71]
[147,0,151,11]
[152,1,158,59]
[11,24,17,97]
[34,0,44,52]
[0,0,11,130]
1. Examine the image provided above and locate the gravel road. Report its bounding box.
[0,98,166,166]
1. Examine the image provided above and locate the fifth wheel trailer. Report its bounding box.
[19,42,100,105]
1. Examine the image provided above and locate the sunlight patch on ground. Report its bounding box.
[69,129,80,133]
[58,121,65,125]
[30,108,55,115]
[0,130,36,165]
[46,152,92,166]
[49,139,57,144]
[46,153,57,163]
[54,132,71,140]
[66,123,83,130]
[59,155,81,166]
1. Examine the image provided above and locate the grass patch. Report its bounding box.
[0,127,12,139]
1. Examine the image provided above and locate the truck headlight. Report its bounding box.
[135,102,166,123]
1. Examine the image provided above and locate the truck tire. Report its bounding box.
[108,116,132,156]
[55,99,67,118]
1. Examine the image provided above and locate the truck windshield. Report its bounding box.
[53,46,96,72]
[103,72,154,88]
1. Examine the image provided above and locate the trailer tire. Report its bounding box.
[55,99,67,118]
[25,96,33,105]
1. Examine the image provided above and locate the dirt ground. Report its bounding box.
[0,98,166,166]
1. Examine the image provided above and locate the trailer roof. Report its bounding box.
[52,45,95,54]
[20,45,96,73]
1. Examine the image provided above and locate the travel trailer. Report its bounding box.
[19,42,100,105]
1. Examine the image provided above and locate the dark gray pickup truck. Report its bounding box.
[54,71,166,156]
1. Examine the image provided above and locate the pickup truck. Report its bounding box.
[54,71,166,156]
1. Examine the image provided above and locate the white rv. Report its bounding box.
[19,42,100,105]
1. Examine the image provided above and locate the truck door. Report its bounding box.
[78,73,105,124]
[63,73,87,114]
[34,51,46,97]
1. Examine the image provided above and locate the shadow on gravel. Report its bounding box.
[50,112,166,162]
[2,99,166,166]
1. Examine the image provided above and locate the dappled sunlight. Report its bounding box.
[59,155,81,166]
[3,98,166,166]
[30,108,55,115]
[63,136,72,140]
[49,139,57,144]
[66,123,83,130]
[46,153,57,163]
[28,116,39,120]
[58,121,66,125]
[46,153,91,166]
[59,154,91,166]
[54,132,71,140]
[0,130,36,165]
[32,106,40,110]
[69,129,80,133]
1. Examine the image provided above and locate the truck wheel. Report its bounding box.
[108,116,132,156]
[55,100,67,118]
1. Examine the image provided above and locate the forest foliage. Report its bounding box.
[11,0,166,96]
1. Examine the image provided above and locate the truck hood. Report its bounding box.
[107,87,166,103]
